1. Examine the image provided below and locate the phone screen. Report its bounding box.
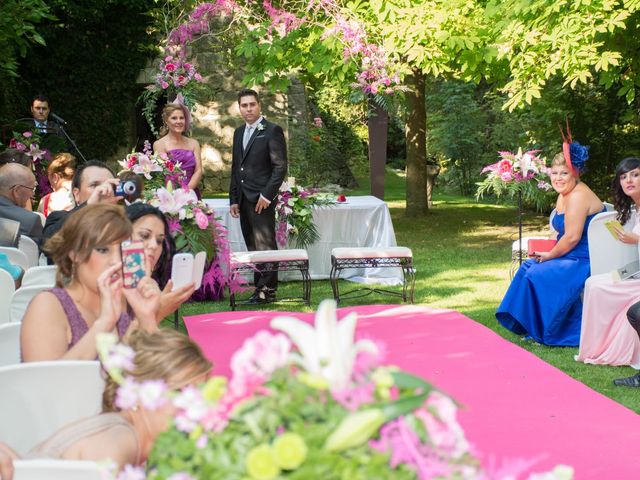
[121,241,146,289]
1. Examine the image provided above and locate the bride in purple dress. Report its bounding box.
[153,98,203,197]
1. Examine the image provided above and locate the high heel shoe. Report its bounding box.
[613,372,640,387]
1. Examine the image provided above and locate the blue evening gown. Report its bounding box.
[496,207,605,346]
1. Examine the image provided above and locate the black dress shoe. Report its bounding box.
[613,373,640,387]
[247,288,275,305]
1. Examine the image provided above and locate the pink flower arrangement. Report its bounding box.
[156,55,204,91]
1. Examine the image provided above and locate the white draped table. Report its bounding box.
[204,195,402,285]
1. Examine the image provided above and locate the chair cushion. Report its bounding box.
[231,249,309,264]
[331,247,412,259]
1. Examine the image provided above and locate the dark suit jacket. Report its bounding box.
[0,195,43,245]
[229,118,287,205]
[29,118,64,137]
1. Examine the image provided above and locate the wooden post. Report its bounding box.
[367,97,388,200]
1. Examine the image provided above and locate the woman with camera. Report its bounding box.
[21,204,162,361]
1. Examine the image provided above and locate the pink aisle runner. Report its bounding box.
[185,305,638,479]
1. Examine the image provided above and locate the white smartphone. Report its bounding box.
[171,253,194,291]
[192,251,206,290]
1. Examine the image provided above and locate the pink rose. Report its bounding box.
[500,171,513,181]
[497,159,512,174]
[22,131,32,138]
[161,81,169,90]
[194,72,203,82]
[194,209,209,229]
[184,63,191,69]
[178,75,186,85]
[165,63,176,72]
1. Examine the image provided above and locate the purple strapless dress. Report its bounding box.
[168,148,201,198]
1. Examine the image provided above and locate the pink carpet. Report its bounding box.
[185,305,639,479]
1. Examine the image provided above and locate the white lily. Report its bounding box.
[270,299,378,391]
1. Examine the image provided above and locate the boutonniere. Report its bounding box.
[257,123,265,132]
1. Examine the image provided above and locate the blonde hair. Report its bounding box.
[47,152,76,180]
[44,204,132,286]
[551,152,567,167]
[159,104,186,137]
[102,329,212,412]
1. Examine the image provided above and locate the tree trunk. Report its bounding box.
[405,68,427,215]
[367,97,388,200]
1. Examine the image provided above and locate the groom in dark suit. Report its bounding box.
[229,88,288,303]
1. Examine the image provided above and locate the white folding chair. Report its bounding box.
[588,211,639,276]
[21,265,57,288]
[34,211,47,227]
[18,235,40,268]
[10,285,49,323]
[0,361,104,455]
[0,268,16,324]
[13,459,105,480]
[0,322,21,365]
[0,246,29,272]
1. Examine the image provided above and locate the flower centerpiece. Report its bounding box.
[118,141,185,194]
[9,129,52,195]
[99,300,573,480]
[149,183,233,298]
[276,184,335,248]
[476,148,551,212]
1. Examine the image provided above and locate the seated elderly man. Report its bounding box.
[0,163,42,244]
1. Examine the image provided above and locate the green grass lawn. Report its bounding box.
[175,169,640,414]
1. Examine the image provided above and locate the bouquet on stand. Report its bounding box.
[99,300,573,480]
[476,149,551,212]
[149,184,233,299]
[276,185,335,248]
[9,130,52,196]
[118,141,185,194]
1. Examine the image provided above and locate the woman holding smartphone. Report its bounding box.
[21,204,161,362]
[125,203,195,322]
[576,157,640,368]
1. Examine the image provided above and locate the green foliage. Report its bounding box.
[0,0,52,79]
[1,0,158,160]
[488,0,640,111]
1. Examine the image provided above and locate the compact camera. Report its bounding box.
[114,181,139,198]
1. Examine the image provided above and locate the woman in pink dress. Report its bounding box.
[576,157,640,368]
[153,96,203,198]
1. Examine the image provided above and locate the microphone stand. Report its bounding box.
[58,124,88,163]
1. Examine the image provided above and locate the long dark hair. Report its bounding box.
[613,157,640,225]
[125,203,175,288]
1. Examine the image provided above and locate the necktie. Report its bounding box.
[243,126,253,150]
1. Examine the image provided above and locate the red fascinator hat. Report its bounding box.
[559,118,589,176]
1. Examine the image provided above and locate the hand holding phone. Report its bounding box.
[171,252,206,291]
[121,241,146,289]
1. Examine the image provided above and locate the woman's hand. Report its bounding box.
[614,227,640,244]
[95,263,124,331]
[123,276,161,331]
[157,280,196,321]
[533,251,553,263]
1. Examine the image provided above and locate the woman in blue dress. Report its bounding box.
[496,143,604,346]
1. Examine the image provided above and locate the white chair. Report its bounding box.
[0,322,21,365]
[0,361,104,455]
[0,268,16,324]
[588,211,639,276]
[21,265,57,288]
[13,459,105,480]
[0,246,29,272]
[10,285,49,323]
[18,235,40,268]
[34,211,47,227]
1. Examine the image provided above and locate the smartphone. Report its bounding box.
[171,253,194,291]
[121,241,146,289]
[171,252,207,291]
